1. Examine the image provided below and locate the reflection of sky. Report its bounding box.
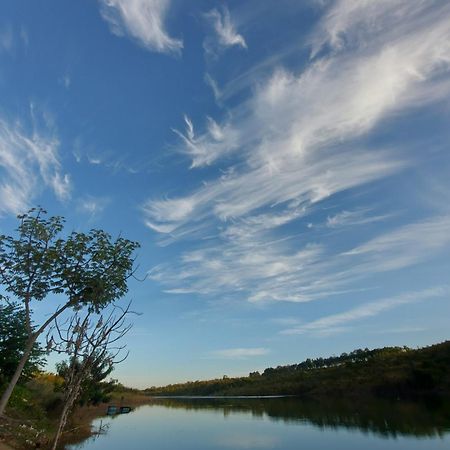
[1,0,450,388]
[68,401,450,450]
[216,434,279,449]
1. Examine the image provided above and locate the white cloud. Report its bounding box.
[144,1,450,304]
[326,209,391,228]
[59,74,71,89]
[209,348,268,359]
[205,6,247,53]
[0,25,13,53]
[19,26,28,48]
[0,109,71,216]
[87,155,102,165]
[0,24,29,54]
[343,215,450,272]
[149,211,450,304]
[282,286,447,336]
[204,73,222,101]
[171,114,240,168]
[99,0,182,55]
[310,0,439,57]
[50,173,71,201]
[152,0,450,207]
[143,194,198,233]
[77,195,110,220]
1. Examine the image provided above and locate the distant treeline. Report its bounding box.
[144,341,450,398]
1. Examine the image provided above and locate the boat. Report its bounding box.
[107,405,133,415]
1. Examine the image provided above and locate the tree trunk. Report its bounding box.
[0,301,71,416]
[51,380,81,450]
[0,335,36,416]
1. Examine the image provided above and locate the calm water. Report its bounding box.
[68,397,450,450]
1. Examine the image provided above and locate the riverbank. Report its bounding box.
[2,340,449,448]
[0,442,14,450]
[0,390,152,450]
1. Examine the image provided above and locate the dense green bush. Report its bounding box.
[0,302,45,385]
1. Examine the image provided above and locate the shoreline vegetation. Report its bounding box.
[1,340,449,449]
[0,389,150,450]
[145,341,450,397]
[0,208,140,450]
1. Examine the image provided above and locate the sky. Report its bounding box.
[0,0,450,389]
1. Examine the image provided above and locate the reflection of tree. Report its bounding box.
[149,397,450,438]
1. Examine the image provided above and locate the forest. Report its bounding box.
[144,341,450,398]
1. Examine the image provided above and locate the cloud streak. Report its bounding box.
[144,1,450,306]
[282,286,448,336]
[77,195,110,221]
[209,348,268,359]
[326,209,392,228]
[99,0,182,55]
[204,6,247,53]
[146,0,450,230]
[150,215,450,303]
[0,108,71,215]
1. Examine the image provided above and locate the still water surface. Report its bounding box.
[69,397,450,450]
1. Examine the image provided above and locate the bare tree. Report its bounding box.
[47,303,133,450]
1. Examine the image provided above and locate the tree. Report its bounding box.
[0,208,139,415]
[0,302,45,384]
[48,304,132,450]
[56,356,116,406]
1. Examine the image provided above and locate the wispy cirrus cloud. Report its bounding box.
[326,209,392,228]
[77,195,110,221]
[148,0,450,224]
[310,0,439,57]
[170,114,239,169]
[204,73,222,102]
[144,1,450,305]
[204,6,247,55]
[0,24,13,53]
[0,23,28,54]
[150,215,450,303]
[209,347,269,360]
[99,0,182,55]
[343,215,450,271]
[0,107,71,215]
[282,286,448,336]
[58,73,71,89]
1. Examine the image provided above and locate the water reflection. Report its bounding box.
[69,396,450,450]
[149,396,450,438]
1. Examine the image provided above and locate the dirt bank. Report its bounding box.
[0,442,14,450]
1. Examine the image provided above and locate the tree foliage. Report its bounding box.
[56,356,116,406]
[0,207,139,415]
[0,208,140,314]
[144,341,450,398]
[0,303,45,384]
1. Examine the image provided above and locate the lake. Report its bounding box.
[68,396,450,450]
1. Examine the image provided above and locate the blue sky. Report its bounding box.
[1,0,450,388]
